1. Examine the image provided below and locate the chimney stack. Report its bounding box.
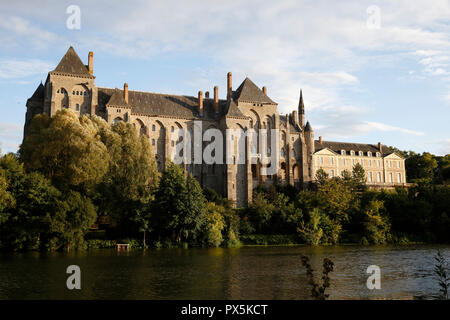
[378,142,382,153]
[319,136,323,144]
[227,72,232,100]
[213,86,219,113]
[262,86,267,95]
[198,91,203,116]
[88,51,94,75]
[124,83,129,104]
[205,91,210,99]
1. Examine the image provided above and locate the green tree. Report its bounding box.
[0,154,62,251]
[48,191,97,251]
[362,199,391,244]
[97,121,159,234]
[152,162,206,245]
[20,110,109,194]
[351,163,367,192]
[315,168,329,186]
[247,192,275,233]
[202,202,226,247]
[405,152,438,182]
[298,208,324,245]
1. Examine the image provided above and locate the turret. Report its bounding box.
[298,89,305,128]
[304,121,314,154]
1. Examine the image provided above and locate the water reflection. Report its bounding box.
[0,245,448,300]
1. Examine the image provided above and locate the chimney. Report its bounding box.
[198,91,203,116]
[88,51,94,75]
[213,86,219,113]
[227,72,232,100]
[205,91,210,99]
[319,136,323,144]
[262,86,267,95]
[124,83,128,104]
[292,110,297,126]
[378,142,382,153]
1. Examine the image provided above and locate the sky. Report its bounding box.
[0,0,449,155]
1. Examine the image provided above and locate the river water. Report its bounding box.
[0,244,448,300]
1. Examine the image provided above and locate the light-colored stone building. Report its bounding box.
[25,47,407,206]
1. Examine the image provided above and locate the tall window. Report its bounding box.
[389,173,393,183]
[369,172,373,183]
[398,173,402,183]
[377,172,381,182]
[331,157,334,165]
[75,104,80,111]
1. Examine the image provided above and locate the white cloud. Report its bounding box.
[0,59,53,79]
[0,122,22,154]
[364,122,424,136]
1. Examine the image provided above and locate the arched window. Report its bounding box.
[152,124,156,131]
[367,151,372,157]
[350,150,355,156]
[341,150,346,156]
[291,150,295,158]
[75,104,80,111]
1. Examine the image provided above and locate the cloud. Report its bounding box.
[364,122,425,136]
[0,59,53,79]
[0,122,22,154]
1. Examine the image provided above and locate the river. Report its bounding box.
[0,244,448,300]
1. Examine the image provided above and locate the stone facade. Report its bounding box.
[24,47,407,207]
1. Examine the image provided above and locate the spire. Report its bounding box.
[298,89,305,127]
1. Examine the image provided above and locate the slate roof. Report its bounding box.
[50,46,93,77]
[98,87,246,119]
[233,77,276,104]
[29,83,45,101]
[279,115,302,133]
[314,140,394,156]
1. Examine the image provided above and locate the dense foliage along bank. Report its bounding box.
[0,109,449,251]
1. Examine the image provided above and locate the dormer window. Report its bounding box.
[368,151,372,157]
[341,150,345,156]
[376,152,381,157]
[350,150,355,156]
[358,151,363,156]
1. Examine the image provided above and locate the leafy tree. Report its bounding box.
[20,110,109,194]
[247,192,275,233]
[48,191,97,251]
[315,168,329,186]
[405,152,437,182]
[97,121,159,233]
[298,208,323,245]
[0,154,62,251]
[351,163,367,192]
[152,162,206,245]
[361,199,391,244]
[202,202,226,247]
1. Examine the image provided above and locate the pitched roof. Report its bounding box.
[304,121,313,132]
[29,83,45,101]
[314,140,394,156]
[233,77,276,104]
[106,89,129,107]
[98,88,244,119]
[51,46,92,76]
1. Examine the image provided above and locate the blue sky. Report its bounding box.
[0,0,449,155]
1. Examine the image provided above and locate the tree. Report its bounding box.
[97,121,159,233]
[20,110,109,194]
[0,153,62,251]
[48,191,97,251]
[362,199,391,244]
[247,192,275,233]
[405,152,438,182]
[298,208,324,245]
[315,168,329,186]
[352,163,367,192]
[202,202,225,247]
[152,162,206,245]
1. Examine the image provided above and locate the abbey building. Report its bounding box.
[25,47,406,207]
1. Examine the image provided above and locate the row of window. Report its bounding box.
[326,169,402,183]
[318,157,402,168]
[62,103,87,112]
[341,150,381,157]
[56,88,89,96]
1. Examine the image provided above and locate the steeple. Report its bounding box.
[304,121,313,132]
[298,89,305,127]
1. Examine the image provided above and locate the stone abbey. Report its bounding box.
[25,47,406,207]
